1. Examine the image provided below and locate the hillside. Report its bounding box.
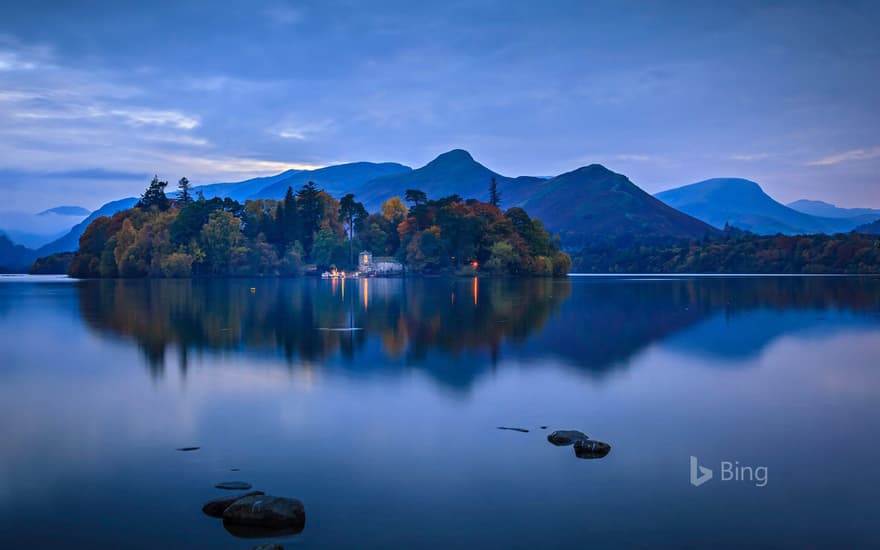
[351,150,543,210]
[192,169,302,202]
[655,178,858,235]
[521,164,718,248]
[856,219,880,234]
[787,199,880,221]
[0,234,36,272]
[254,162,412,201]
[36,197,139,256]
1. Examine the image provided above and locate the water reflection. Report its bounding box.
[76,276,880,385]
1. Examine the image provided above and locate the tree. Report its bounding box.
[339,193,368,266]
[381,196,408,223]
[200,210,243,274]
[177,177,193,204]
[138,176,170,211]
[405,189,427,207]
[297,181,322,256]
[489,177,501,207]
[277,186,299,247]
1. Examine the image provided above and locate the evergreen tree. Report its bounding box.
[138,176,170,211]
[296,181,322,257]
[489,177,501,207]
[340,193,368,267]
[405,189,427,206]
[177,177,193,204]
[280,186,299,247]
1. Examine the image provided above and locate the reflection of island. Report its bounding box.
[77,277,570,380]
[77,276,880,387]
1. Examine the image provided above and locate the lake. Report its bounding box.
[1,275,879,548]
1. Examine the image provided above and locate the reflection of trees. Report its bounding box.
[76,276,880,385]
[77,278,571,380]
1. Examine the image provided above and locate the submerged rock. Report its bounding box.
[215,481,253,490]
[252,544,284,550]
[222,495,306,529]
[573,439,611,459]
[202,491,265,518]
[176,446,200,451]
[547,430,589,446]
[225,523,303,539]
[497,426,529,433]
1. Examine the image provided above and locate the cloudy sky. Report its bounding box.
[1,0,879,211]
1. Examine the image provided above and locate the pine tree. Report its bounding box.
[177,177,193,204]
[340,193,368,267]
[489,177,501,207]
[138,175,170,211]
[296,181,322,257]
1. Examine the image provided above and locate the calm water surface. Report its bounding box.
[1,275,879,548]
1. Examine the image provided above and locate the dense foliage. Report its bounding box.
[573,227,880,273]
[29,252,74,274]
[67,178,570,278]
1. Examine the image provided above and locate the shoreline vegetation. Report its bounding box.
[55,176,572,279]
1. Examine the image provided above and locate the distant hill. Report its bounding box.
[350,150,544,210]
[787,199,880,226]
[521,164,718,248]
[655,178,859,235]
[36,197,138,256]
[38,205,91,217]
[253,162,412,202]
[856,219,880,234]
[0,234,37,272]
[192,169,303,202]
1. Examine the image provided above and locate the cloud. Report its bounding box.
[615,154,658,162]
[262,4,303,25]
[806,147,880,166]
[729,153,770,161]
[274,118,335,141]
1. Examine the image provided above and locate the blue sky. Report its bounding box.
[1,0,878,211]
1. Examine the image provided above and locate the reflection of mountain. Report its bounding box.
[76,277,880,387]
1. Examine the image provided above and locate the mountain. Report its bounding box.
[0,206,91,248]
[521,164,718,248]
[253,162,412,201]
[349,149,544,210]
[787,199,880,226]
[856,219,880,234]
[38,206,91,217]
[191,169,303,202]
[36,197,138,256]
[0,234,37,272]
[655,179,860,235]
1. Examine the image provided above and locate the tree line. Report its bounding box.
[66,176,571,278]
[572,225,880,274]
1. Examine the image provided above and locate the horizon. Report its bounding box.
[2,1,879,211]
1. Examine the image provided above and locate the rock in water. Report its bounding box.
[252,544,284,550]
[176,446,200,451]
[202,491,265,518]
[497,426,529,433]
[222,495,306,529]
[215,481,253,490]
[547,430,589,446]
[574,439,611,459]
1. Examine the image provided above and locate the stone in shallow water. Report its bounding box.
[252,544,284,550]
[202,491,265,518]
[573,439,611,459]
[497,426,529,433]
[546,430,589,446]
[215,481,253,490]
[222,495,306,529]
[176,446,200,451]
[224,523,303,539]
